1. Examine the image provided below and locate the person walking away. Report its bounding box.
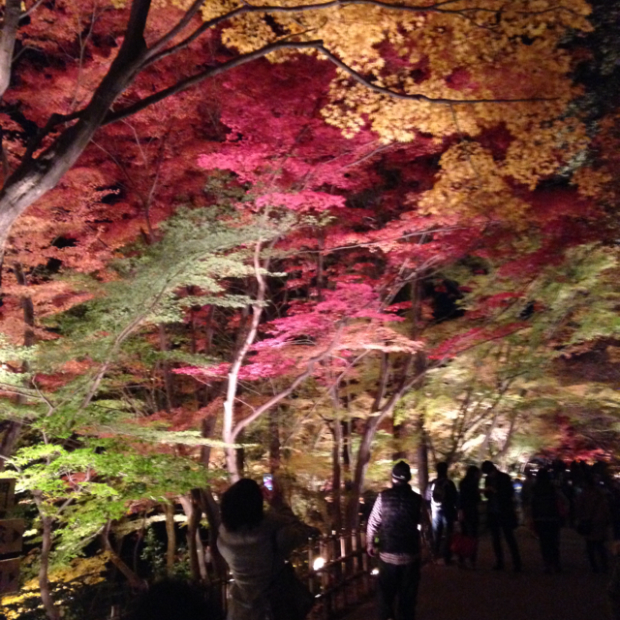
[217,478,314,620]
[367,461,423,620]
[530,468,562,573]
[575,471,611,573]
[427,461,458,565]
[481,460,522,572]
[457,465,481,568]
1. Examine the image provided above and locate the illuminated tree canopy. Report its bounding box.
[0,0,619,616]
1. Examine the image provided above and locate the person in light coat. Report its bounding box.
[217,478,311,620]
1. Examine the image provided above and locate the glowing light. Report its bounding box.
[371,568,379,576]
[313,557,326,571]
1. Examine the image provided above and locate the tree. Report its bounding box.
[0,0,592,255]
[1,0,616,611]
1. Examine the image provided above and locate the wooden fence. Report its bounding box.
[204,529,376,620]
[297,529,376,619]
[104,529,377,620]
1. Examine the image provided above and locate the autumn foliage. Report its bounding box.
[1,0,620,616]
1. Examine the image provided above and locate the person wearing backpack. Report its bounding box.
[427,461,458,565]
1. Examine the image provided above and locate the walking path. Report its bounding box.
[345,527,613,620]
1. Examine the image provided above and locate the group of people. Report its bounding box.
[425,460,521,572]
[521,460,620,575]
[367,458,620,620]
[139,461,620,620]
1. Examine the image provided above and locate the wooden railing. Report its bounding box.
[104,530,377,620]
[297,529,376,619]
[211,529,376,620]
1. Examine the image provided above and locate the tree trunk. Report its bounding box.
[331,420,343,531]
[345,405,393,530]
[38,515,60,620]
[269,407,281,474]
[0,263,36,468]
[414,411,429,497]
[101,523,144,589]
[269,407,286,507]
[179,494,203,582]
[158,324,174,412]
[165,501,176,576]
[0,0,153,252]
[342,419,351,482]
[200,413,218,467]
[197,488,227,580]
[392,416,408,461]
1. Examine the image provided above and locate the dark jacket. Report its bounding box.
[459,476,481,522]
[531,481,561,523]
[379,484,422,554]
[485,470,518,528]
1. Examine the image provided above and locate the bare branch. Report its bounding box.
[230,328,344,440]
[21,0,47,19]
[104,40,324,125]
[315,43,553,104]
[145,0,212,61]
[144,0,578,67]
[107,36,552,128]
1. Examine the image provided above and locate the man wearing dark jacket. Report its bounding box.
[367,461,422,620]
[481,460,522,572]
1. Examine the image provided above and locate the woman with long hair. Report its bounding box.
[217,478,313,620]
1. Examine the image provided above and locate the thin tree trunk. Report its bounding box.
[223,243,268,479]
[392,416,407,461]
[495,408,520,463]
[158,324,174,412]
[165,501,176,576]
[331,420,343,531]
[268,407,280,474]
[0,0,21,100]
[101,523,144,589]
[342,419,351,482]
[197,488,227,580]
[269,407,285,506]
[195,529,208,582]
[179,494,202,582]
[414,411,429,497]
[132,519,146,575]
[200,414,217,467]
[408,277,429,494]
[38,514,60,620]
[0,262,35,467]
[478,408,500,462]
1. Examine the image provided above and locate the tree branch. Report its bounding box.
[20,0,46,19]
[0,0,21,99]
[230,328,344,440]
[107,36,552,128]
[315,43,554,104]
[144,0,579,68]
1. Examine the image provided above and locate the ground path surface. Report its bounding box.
[345,527,612,620]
